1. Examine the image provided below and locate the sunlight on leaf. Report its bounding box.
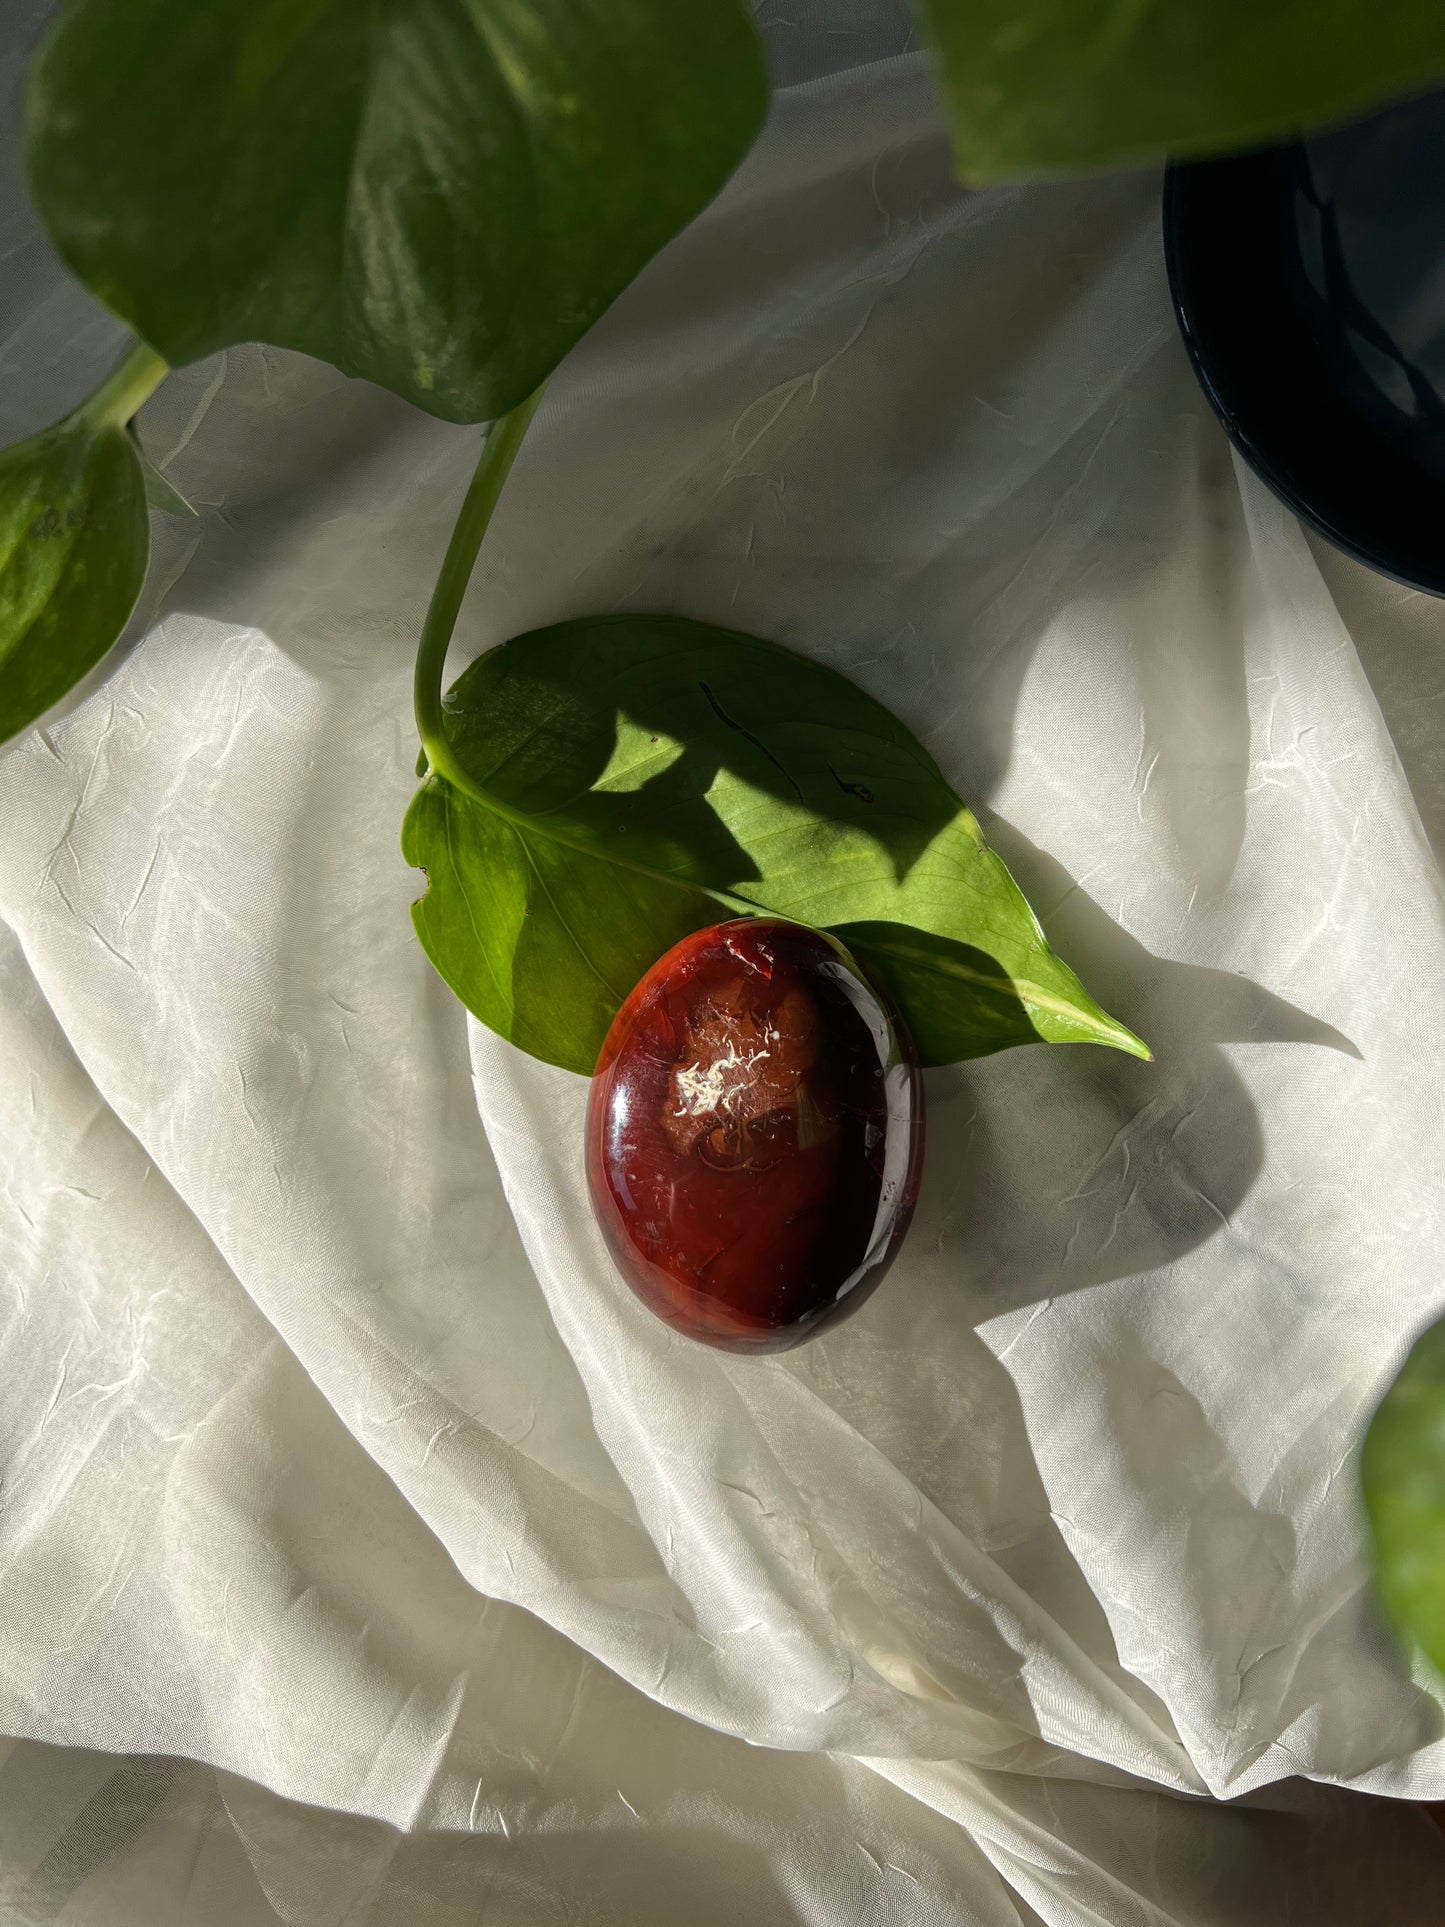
[403,613,1147,1074]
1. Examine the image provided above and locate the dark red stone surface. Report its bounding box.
[586,918,925,1353]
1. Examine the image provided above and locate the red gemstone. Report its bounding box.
[586,918,925,1353]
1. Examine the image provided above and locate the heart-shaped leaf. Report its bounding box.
[1363,1315,1445,1675]
[25,0,768,424]
[0,418,149,748]
[403,613,1147,1074]
[915,0,1445,178]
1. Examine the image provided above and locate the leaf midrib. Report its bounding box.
[438,769,752,914]
[434,768,1121,1042]
[457,631,949,812]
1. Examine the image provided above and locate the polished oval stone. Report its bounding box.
[586,918,924,1353]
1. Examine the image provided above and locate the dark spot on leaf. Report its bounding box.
[31,508,61,540]
[699,680,804,804]
[66,505,85,528]
[831,767,874,805]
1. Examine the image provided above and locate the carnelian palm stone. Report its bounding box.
[586,918,925,1353]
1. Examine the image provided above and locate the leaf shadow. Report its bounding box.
[914,821,1359,1322]
[833,918,1041,1051]
[790,844,1426,1791]
[451,674,766,897]
[557,745,768,897]
[461,621,960,898]
[619,660,952,890]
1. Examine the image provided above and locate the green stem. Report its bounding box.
[407,379,757,920]
[74,340,169,431]
[414,384,546,793]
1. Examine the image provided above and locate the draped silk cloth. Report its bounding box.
[4,6,1445,1918]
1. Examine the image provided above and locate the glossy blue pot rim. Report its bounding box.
[1163,153,1445,600]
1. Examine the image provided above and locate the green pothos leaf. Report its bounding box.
[26,0,768,422]
[0,418,149,747]
[402,613,1148,1075]
[915,0,1445,179]
[1363,1315,1445,1678]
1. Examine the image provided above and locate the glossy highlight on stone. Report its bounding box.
[586,918,925,1353]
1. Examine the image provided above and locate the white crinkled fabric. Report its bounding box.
[4,3,1445,1920]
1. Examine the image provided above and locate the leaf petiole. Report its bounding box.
[73,340,169,432]
[413,384,546,796]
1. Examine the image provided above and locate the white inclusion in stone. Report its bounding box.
[672,1032,776,1119]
